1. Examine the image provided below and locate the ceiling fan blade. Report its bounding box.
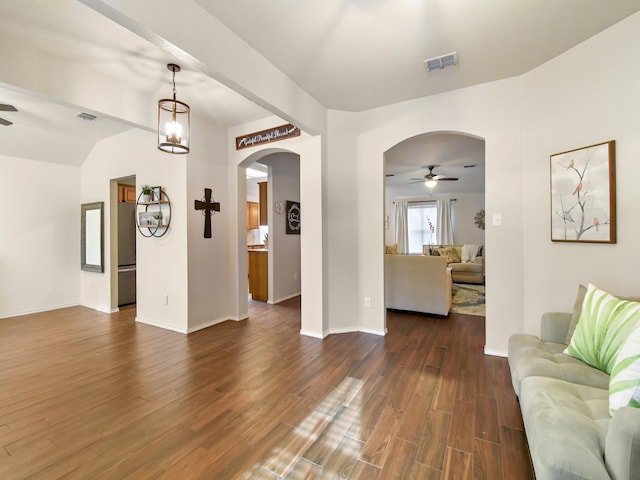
[436,177,458,181]
[0,117,13,126]
[408,180,425,184]
[0,104,17,112]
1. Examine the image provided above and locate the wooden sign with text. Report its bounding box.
[235,123,300,150]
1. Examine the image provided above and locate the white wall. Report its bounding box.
[260,152,301,303]
[186,116,232,332]
[0,155,80,318]
[341,77,525,351]
[324,111,363,334]
[81,128,189,331]
[451,194,485,246]
[246,176,264,245]
[520,11,640,335]
[246,177,261,202]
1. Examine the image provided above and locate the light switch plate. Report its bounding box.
[493,213,502,227]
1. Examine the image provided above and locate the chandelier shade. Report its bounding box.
[157,64,190,154]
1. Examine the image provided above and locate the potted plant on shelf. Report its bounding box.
[141,185,153,203]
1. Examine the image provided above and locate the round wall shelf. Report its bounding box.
[136,188,171,238]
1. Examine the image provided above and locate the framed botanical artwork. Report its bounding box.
[550,140,616,243]
[286,201,301,234]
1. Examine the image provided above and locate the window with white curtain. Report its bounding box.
[407,202,438,254]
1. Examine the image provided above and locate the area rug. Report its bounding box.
[451,283,485,316]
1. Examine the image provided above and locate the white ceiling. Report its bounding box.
[1,0,638,175]
[0,0,271,165]
[195,0,640,111]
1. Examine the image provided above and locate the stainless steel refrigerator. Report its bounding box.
[118,202,136,306]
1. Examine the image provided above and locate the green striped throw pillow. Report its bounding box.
[565,284,640,375]
[610,327,640,413]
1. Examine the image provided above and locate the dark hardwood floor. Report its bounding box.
[0,298,533,479]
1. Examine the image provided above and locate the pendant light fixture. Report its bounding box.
[157,63,190,154]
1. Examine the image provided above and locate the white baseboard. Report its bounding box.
[327,327,357,335]
[302,326,388,338]
[81,303,112,314]
[300,329,324,339]
[269,292,301,305]
[187,316,230,333]
[484,347,508,357]
[135,316,187,334]
[0,302,80,319]
[359,327,387,336]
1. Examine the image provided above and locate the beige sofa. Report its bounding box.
[384,254,452,316]
[423,244,484,284]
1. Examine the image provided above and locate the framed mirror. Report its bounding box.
[81,202,104,273]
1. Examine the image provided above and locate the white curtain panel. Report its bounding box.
[394,200,409,254]
[437,199,454,245]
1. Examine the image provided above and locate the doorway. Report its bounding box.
[240,151,302,318]
[113,175,137,308]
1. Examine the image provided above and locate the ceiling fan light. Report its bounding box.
[425,179,438,188]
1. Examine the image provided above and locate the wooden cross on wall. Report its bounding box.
[194,188,220,238]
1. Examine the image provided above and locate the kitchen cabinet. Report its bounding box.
[258,181,267,225]
[247,201,259,229]
[248,249,268,301]
[118,184,136,203]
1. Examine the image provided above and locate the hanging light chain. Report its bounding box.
[172,67,177,101]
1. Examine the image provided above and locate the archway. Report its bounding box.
[233,137,324,338]
[383,131,486,323]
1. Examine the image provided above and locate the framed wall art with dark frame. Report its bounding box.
[286,201,301,234]
[550,140,616,243]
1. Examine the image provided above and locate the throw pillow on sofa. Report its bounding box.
[436,246,460,264]
[565,284,640,375]
[565,284,640,344]
[565,284,588,344]
[461,244,480,263]
[610,326,640,414]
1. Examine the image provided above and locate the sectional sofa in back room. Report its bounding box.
[422,244,484,284]
[508,284,640,479]
[385,243,485,284]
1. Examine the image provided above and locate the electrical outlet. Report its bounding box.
[364,296,371,308]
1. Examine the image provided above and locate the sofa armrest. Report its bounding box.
[540,312,572,344]
[473,256,484,265]
[606,406,640,480]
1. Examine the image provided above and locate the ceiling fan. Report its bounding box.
[410,165,459,188]
[0,103,18,126]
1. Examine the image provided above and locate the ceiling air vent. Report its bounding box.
[76,112,97,121]
[424,52,458,72]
